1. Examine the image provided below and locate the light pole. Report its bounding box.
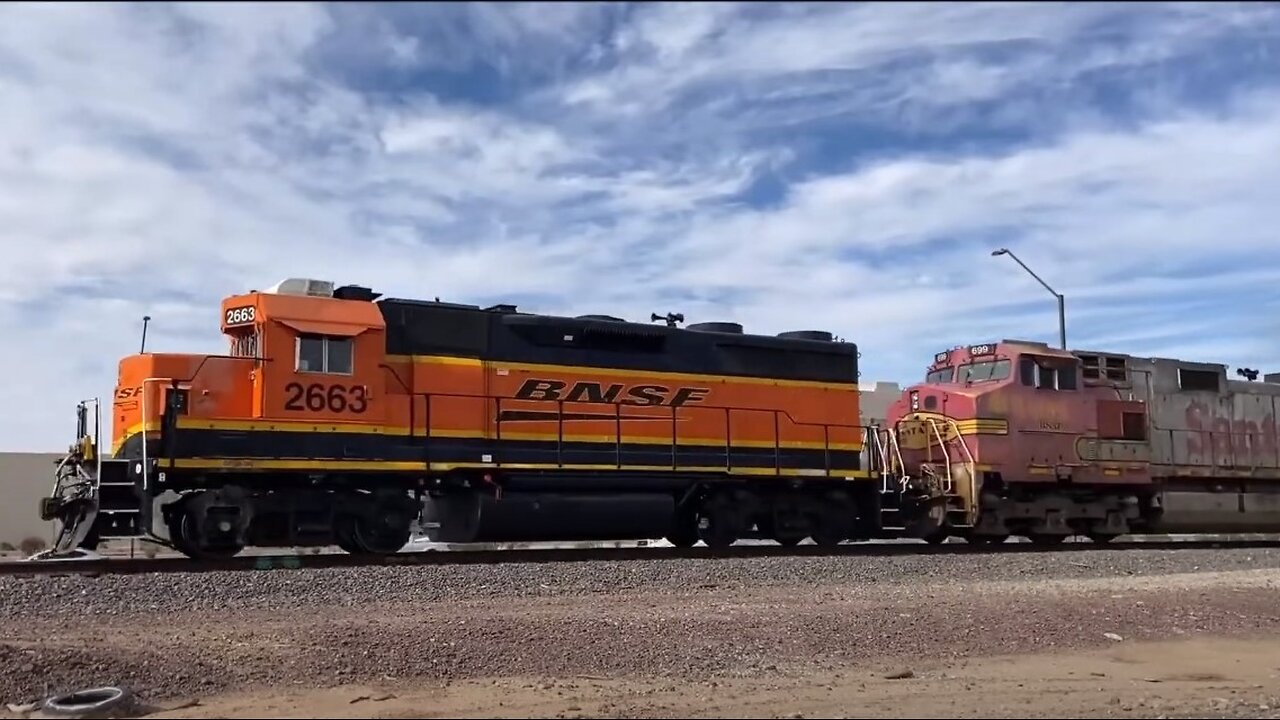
[991,248,1066,350]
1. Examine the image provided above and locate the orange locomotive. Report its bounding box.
[42,278,877,558]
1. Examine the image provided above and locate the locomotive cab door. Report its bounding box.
[263,319,383,425]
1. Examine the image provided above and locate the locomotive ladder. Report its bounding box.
[872,425,908,493]
[924,417,978,526]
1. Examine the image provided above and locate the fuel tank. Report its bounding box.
[422,490,677,543]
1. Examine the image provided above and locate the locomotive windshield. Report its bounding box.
[959,359,1012,384]
[925,366,954,384]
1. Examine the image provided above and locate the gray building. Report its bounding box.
[859,380,902,426]
[0,453,60,547]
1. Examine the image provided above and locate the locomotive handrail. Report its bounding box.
[925,419,954,494]
[944,417,979,522]
[415,389,867,477]
[871,426,890,492]
[415,390,864,434]
[880,422,911,489]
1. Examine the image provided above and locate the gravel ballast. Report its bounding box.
[3,546,1279,618]
[2,547,1279,708]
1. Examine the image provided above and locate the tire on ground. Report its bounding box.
[41,686,133,718]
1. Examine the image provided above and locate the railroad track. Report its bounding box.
[4,536,1280,577]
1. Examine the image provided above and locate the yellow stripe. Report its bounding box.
[386,354,481,367]
[168,457,872,478]
[896,414,1008,437]
[430,462,871,477]
[390,354,857,391]
[952,417,1008,427]
[170,459,429,471]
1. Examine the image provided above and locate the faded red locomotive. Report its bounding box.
[883,339,1280,545]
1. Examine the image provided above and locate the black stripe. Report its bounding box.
[121,429,862,472]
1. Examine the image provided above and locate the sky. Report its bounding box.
[2,1,1279,451]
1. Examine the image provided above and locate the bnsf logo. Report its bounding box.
[115,386,143,400]
[514,379,710,407]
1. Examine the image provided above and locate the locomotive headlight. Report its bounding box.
[910,391,919,411]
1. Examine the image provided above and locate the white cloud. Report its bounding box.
[559,2,1276,121]
[0,2,1278,451]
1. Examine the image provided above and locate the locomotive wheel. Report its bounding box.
[810,513,846,547]
[697,514,738,548]
[335,512,411,555]
[810,492,851,547]
[767,495,809,547]
[170,512,243,560]
[1027,532,1067,546]
[1087,532,1119,544]
[761,516,808,546]
[333,515,366,555]
[773,532,805,547]
[697,495,742,548]
[664,510,699,548]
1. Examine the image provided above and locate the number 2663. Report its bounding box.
[284,382,368,413]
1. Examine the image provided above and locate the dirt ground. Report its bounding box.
[5,552,1280,719]
[144,635,1280,719]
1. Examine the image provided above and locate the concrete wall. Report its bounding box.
[0,453,59,546]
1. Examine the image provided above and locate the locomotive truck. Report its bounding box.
[38,278,1280,559]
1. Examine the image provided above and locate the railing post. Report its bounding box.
[725,407,732,472]
[823,424,831,475]
[557,398,564,468]
[773,411,781,477]
[494,396,502,468]
[615,403,622,469]
[422,393,431,466]
[671,406,677,470]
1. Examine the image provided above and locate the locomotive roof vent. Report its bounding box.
[266,277,335,297]
[577,314,626,323]
[333,284,381,302]
[687,321,744,334]
[777,330,833,342]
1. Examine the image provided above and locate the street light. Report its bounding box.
[991,248,1066,350]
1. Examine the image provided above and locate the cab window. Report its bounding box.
[958,359,1011,384]
[1019,356,1077,390]
[926,367,954,384]
[297,334,353,375]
